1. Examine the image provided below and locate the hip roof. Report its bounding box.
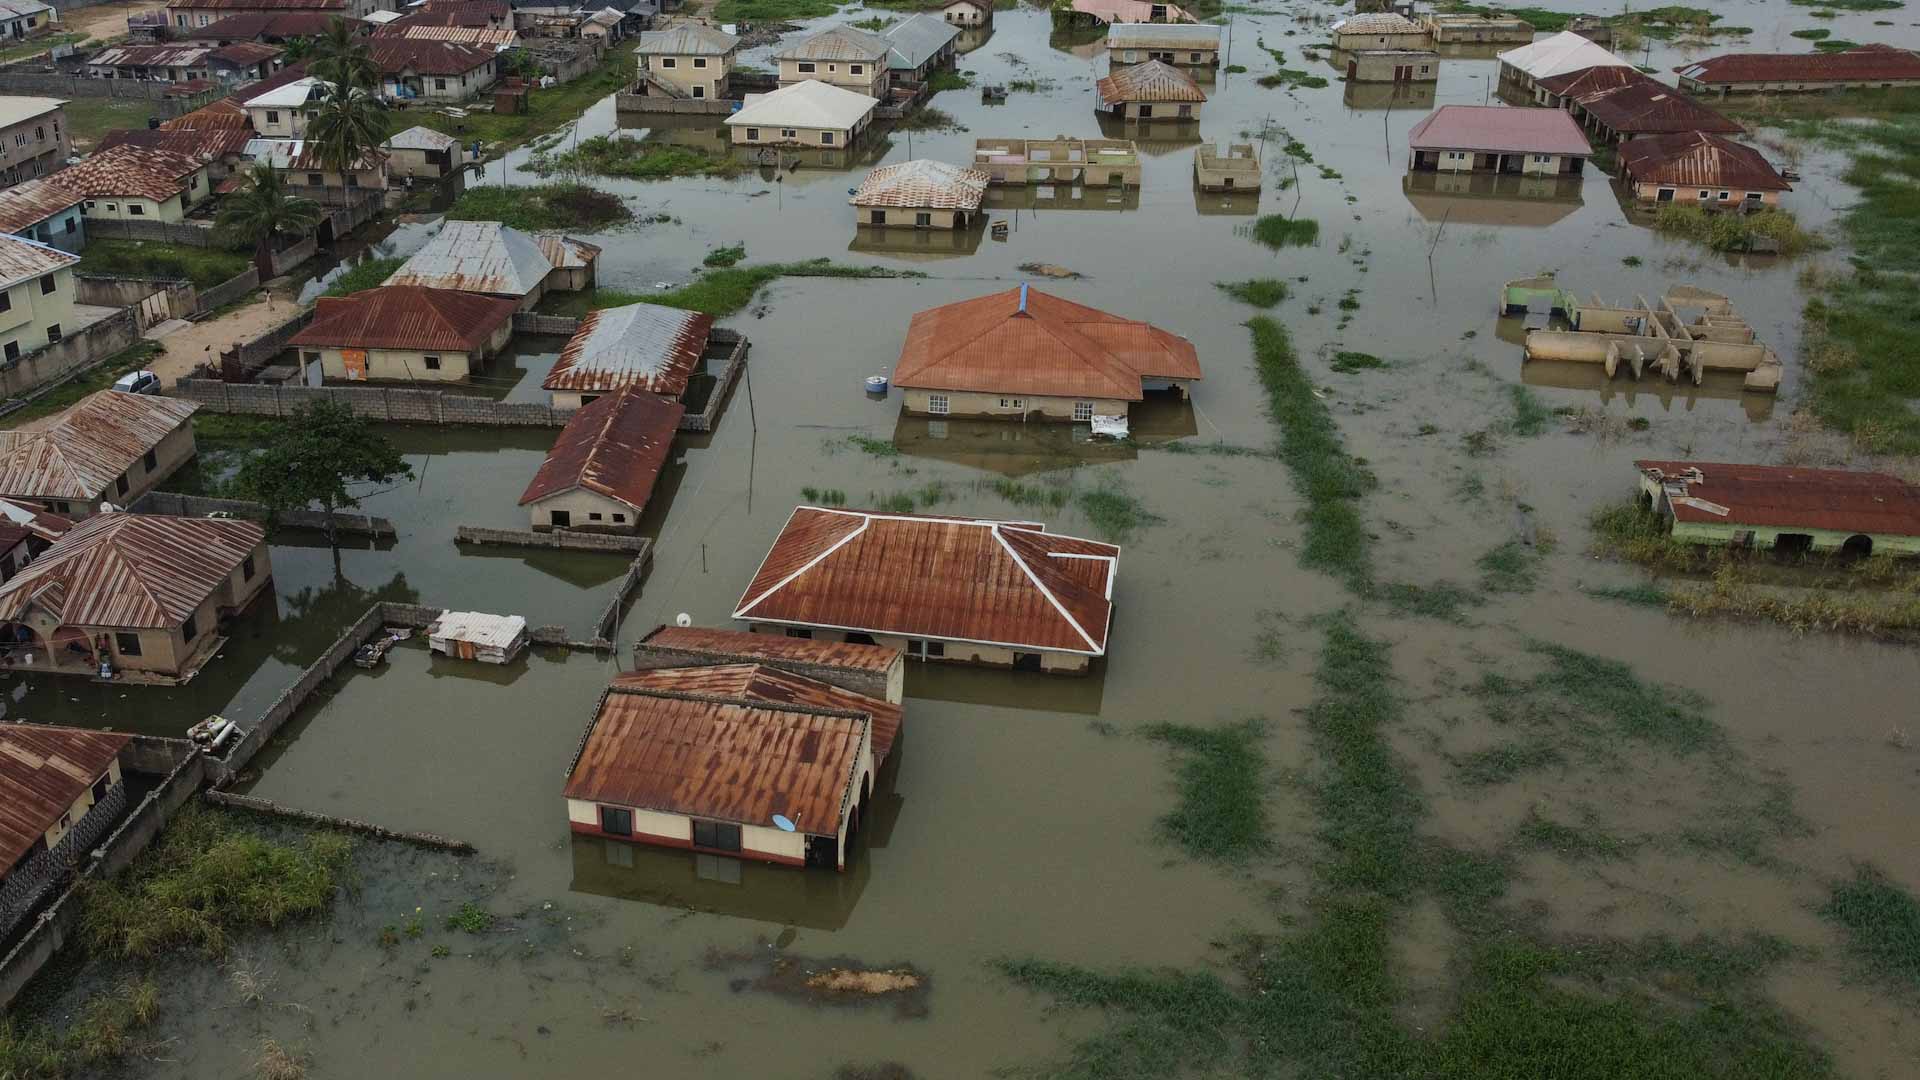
[543,301,713,396]
[1617,131,1789,191]
[0,513,264,629]
[0,725,129,873]
[1097,58,1206,104]
[290,285,516,352]
[1407,104,1593,156]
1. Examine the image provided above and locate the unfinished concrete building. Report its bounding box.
[1193,143,1260,192]
[1502,276,1782,393]
[972,137,1141,187]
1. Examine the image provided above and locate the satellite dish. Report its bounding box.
[771,814,796,833]
[675,612,692,627]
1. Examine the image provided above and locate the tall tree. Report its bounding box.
[214,164,325,279]
[308,16,378,88]
[236,400,412,547]
[306,80,391,183]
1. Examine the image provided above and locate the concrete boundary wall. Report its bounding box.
[686,329,747,433]
[593,551,653,647]
[456,525,651,553]
[130,490,396,537]
[0,307,139,400]
[203,791,475,852]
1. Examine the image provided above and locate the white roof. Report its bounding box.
[585,6,622,25]
[1330,12,1422,34]
[1497,30,1631,80]
[385,124,459,151]
[725,79,877,132]
[387,219,555,297]
[243,76,326,109]
[429,610,527,647]
[0,96,64,128]
[0,0,53,18]
[883,13,960,70]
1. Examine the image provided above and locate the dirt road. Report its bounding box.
[59,0,163,42]
[147,285,304,388]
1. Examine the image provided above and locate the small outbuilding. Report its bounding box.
[725,79,878,149]
[1330,12,1426,52]
[1617,131,1790,208]
[883,13,960,83]
[428,610,528,664]
[383,125,469,179]
[1634,460,1920,557]
[851,159,989,229]
[1497,29,1629,93]
[290,285,517,384]
[1194,142,1261,191]
[1347,49,1437,83]
[0,390,198,516]
[0,724,129,924]
[943,0,989,26]
[1408,104,1591,175]
[1422,11,1532,44]
[543,301,716,408]
[1095,58,1205,120]
[1106,22,1220,67]
[519,388,683,533]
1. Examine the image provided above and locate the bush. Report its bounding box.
[446,182,632,231]
[1250,215,1319,249]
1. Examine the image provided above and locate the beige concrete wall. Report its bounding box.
[567,799,814,863]
[40,758,120,850]
[1680,76,1920,94]
[730,117,867,146]
[80,164,209,223]
[778,58,888,97]
[528,488,642,532]
[386,147,448,179]
[640,50,733,98]
[0,105,69,182]
[310,339,495,383]
[900,387,1130,420]
[246,104,309,139]
[944,0,987,24]
[1349,53,1437,81]
[0,264,76,363]
[1424,149,1574,175]
[1114,100,1200,120]
[280,161,390,192]
[749,623,1095,674]
[1631,180,1780,207]
[1111,45,1219,66]
[854,206,969,228]
[1333,29,1429,51]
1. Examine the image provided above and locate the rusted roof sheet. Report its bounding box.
[1637,460,1920,536]
[1096,59,1205,104]
[518,388,683,512]
[367,37,496,74]
[775,25,888,62]
[0,497,73,550]
[638,624,903,674]
[211,41,283,64]
[544,302,712,397]
[1330,12,1422,34]
[1106,22,1219,49]
[733,507,1119,655]
[893,285,1201,401]
[0,390,197,501]
[1537,66,1741,135]
[242,136,388,171]
[96,124,254,161]
[387,219,556,298]
[1408,104,1591,155]
[50,145,203,201]
[536,233,599,270]
[168,0,343,10]
[1070,0,1193,24]
[0,234,78,293]
[851,158,988,210]
[387,0,509,27]
[1677,45,1920,86]
[1617,131,1789,192]
[637,23,738,54]
[0,179,82,236]
[614,663,901,767]
[158,96,252,132]
[381,24,519,46]
[0,513,264,629]
[290,285,515,353]
[564,683,868,831]
[89,44,215,67]
[194,11,335,39]
[0,725,129,873]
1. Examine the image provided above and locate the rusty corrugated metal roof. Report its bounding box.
[850,159,988,210]
[50,145,203,201]
[1617,131,1789,192]
[1677,45,1920,86]
[536,233,599,270]
[0,390,197,501]
[89,44,217,68]
[212,41,284,65]
[733,507,1119,655]
[563,683,869,832]
[776,25,888,62]
[1637,460,1920,536]
[97,125,254,161]
[290,285,517,353]
[171,0,343,10]
[638,624,903,674]
[388,0,509,28]
[1537,66,1741,135]
[0,513,265,629]
[0,234,78,294]
[518,388,683,512]
[0,725,129,872]
[613,663,900,766]
[0,181,82,239]
[543,302,712,396]
[0,497,73,550]
[197,11,335,39]
[892,286,1201,401]
[1096,59,1206,104]
[386,219,557,298]
[367,37,496,75]
[158,96,253,132]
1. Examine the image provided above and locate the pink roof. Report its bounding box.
[1407,105,1593,157]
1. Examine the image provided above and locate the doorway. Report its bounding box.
[1013,652,1042,672]
[805,834,836,867]
[1774,533,1814,555]
[1841,534,1874,557]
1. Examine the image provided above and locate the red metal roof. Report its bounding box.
[389,0,509,27]
[733,507,1119,655]
[0,725,129,873]
[613,663,901,767]
[893,285,1201,401]
[0,178,82,235]
[1535,66,1741,135]
[1637,460,1920,536]
[1617,131,1789,192]
[169,0,344,10]
[1677,45,1920,86]
[1409,104,1593,155]
[638,624,903,674]
[50,145,204,201]
[96,125,254,162]
[0,513,266,629]
[211,41,284,65]
[366,37,497,75]
[0,391,198,501]
[158,96,253,132]
[195,11,335,39]
[0,498,73,552]
[290,285,516,353]
[518,388,683,513]
[1096,59,1206,105]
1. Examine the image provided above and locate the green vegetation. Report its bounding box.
[0,30,83,64]
[1822,864,1920,990]
[1330,351,1384,373]
[1381,580,1479,622]
[1141,720,1270,862]
[1814,37,1864,49]
[1788,0,1900,9]
[412,39,641,151]
[1478,539,1548,594]
[445,902,495,933]
[851,14,894,28]
[0,341,163,432]
[1515,641,1719,752]
[1517,807,1638,861]
[77,240,250,289]
[927,69,973,92]
[1434,2,1572,30]
[894,106,963,131]
[1225,63,1248,74]
[704,244,747,268]
[714,0,842,18]
[993,478,1072,510]
[801,486,849,506]
[321,256,405,298]
[1506,384,1553,436]
[1651,205,1819,255]
[844,434,900,457]
[447,182,633,231]
[216,164,326,280]
[1257,68,1329,90]
[1077,482,1163,542]
[57,97,152,152]
[1791,26,1832,37]
[0,976,161,1079]
[546,260,925,319]
[1249,214,1319,249]
[234,399,412,544]
[528,134,751,181]
[1453,738,1565,786]
[1215,278,1288,307]
[79,806,353,960]
[1585,582,1674,608]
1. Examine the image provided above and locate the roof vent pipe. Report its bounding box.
[1018,282,1029,313]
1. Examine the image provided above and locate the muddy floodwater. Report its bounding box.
[25,0,1920,1076]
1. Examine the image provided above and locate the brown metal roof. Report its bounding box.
[0,725,129,873]
[544,302,711,397]
[0,233,79,293]
[169,0,344,10]
[158,96,253,132]
[0,498,73,552]
[1408,104,1592,155]
[289,285,516,353]
[194,11,335,39]
[387,0,509,27]
[613,663,900,767]
[366,37,496,75]
[851,159,989,210]
[1617,131,1789,192]
[0,390,197,501]
[893,285,1201,401]
[1096,60,1206,105]
[0,513,265,629]
[733,507,1118,655]
[88,44,218,68]
[51,145,203,202]
[1636,460,1920,536]
[96,125,254,162]
[563,684,868,832]
[518,388,683,513]
[638,624,903,674]
[775,25,888,62]
[211,41,284,65]
[1536,66,1741,135]
[1677,45,1920,86]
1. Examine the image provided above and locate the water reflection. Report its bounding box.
[907,660,1107,715]
[1097,114,1202,155]
[1343,80,1437,111]
[954,25,994,53]
[982,184,1141,212]
[1401,171,1585,227]
[1194,185,1260,216]
[892,397,1195,476]
[848,222,988,259]
[568,834,872,929]
[1520,359,1777,422]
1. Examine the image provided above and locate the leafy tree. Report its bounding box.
[214,164,325,279]
[308,16,378,88]
[306,80,391,181]
[235,401,412,546]
[281,35,315,63]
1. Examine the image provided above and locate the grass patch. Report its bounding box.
[1813,37,1864,49]
[800,485,849,506]
[1249,214,1319,249]
[1791,26,1832,37]
[1380,580,1478,622]
[528,134,751,181]
[1433,2,1572,30]
[714,0,842,17]
[77,240,249,289]
[894,106,963,131]
[992,478,1072,509]
[1788,0,1900,8]
[1215,278,1288,307]
[704,243,747,268]
[1076,481,1163,542]
[446,182,632,231]
[320,256,405,298]
[444,901,494,933]
[927,69,973,92]
[57,97,152,152]
[851,14,894,28]
[0,341,163,431]
[1453,739,1565,786]
[1506,384,1553,436]
[1585,582,1674,608]
[845,434,899,457]
[0,976,162,1079]
[1822,864,1920,990]
[1142,720,1270,862]
[545,260,925,319]
[1524,641,1718,752]
[1651,204,1820,255]
[1516,807,1638,861]
[1477,540,1547,594]
[1330,351,1384,373]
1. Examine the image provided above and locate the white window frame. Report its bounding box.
[1073,401,1094,421]
[927,393,949,415]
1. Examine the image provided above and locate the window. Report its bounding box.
[599,805,633,835]
[850,64,863,74]
[64,216,75,234]
[999,397,1023,409]
[550,510,571,527]
[780,128,796,138]
[798,61,815,72]
[51,501,68,514]
[45,324,60,344]
[1190,51,1201,61]
[692,85,705,98]
[58,813,70,831]
[241,555,255,580]
[692,820,742,852]
[870,209,886,224]
[91,775,109,803]
[745,126,759,140]
[785,628,814,639]
[1716,190,1730,201]
[115,632,142,657]
[927,393,948,415]
[660,56,676,67]
[189,175,198,190]
[915,211,933,227]
[1697,189,1710,200]
[115,476,128,497]
[182,613,198,641]
[423,354,441,370]
[612,513,626,523]
[36,274,53,296]
[2,342,16,363]
[266,110,279,123]
[128,204,143,216]
[588,512,603,521]
[85,200,95,210]
[820,131,834,145]
[303,351,320,367]
[1073,401,1094,421]
[307,172,323,186]
[434,78,447,90]
[925,641,945,657]
[0,291,8,314]
[693,57,707,68]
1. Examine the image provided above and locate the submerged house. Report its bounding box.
[1676,45,1920,95]
[972,137,1142,187]
[1616,131,1790,208]
[542,301,716,409]
[724,79,878,150]
[0,725,129,935]
[0,391,198,516]
[1634,461,1920,557]
[289,285,518,383]
[892,284,1201,421]
[733,506,1120,674]
[1095,59,1205,120]
[1422,11,1531,44]
[0,497,69,580]
[382,125,470,180]
[1106,22,1219,68]
[883,14,960,84]
[633,623,907,704]
[1408,104,1591,175]
[519,388,683,533]
[850,159,989,229]
[1329,12,1426,52]
[774,26,891,98]
[1533,65,1741,143]
[943,0,989,27]
[384,219,599,310]
[1497,29,1629,94]
[632,23,737,100]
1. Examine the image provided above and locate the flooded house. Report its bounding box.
[366,39,500,103]
[724,80,878,150]
[1675,45,1920,96]
[1533,66,1741,144]
[1505,277,1784,392]
[1105,23,1220,68]
[1346,49,1437,83]
[428,610,528,663]
[1402,170,1584,227]
[1496,29,1629,95]
[240,138,391,199]
[50,146,214,224]
[0,234,77,365]
[774,26,892,99]
[0,725,130,937]
[385,219,599,310]
[289,285,517,383]
[943,0,989,27]
[519,387,683,533]
[1193,142,1261,191]
[0,497,70,580]
[1634,461,1920,557]
[0,390,199,516]
[632,23,737,100]
[1095,59,1205,121]
[1329,12,1426,52]
[883,14,960,85]
[1066,0,1193,25]
[0,513,271,681]
[541,300,716,409]
[850,159,989,229]
[0,98,66,188]
[563,665,882,870]
[633,624,907,704]
[1408,105,1591,176]
[892,284,1200,421]
[972,137,1142,188]
[1421,11,1531,44]
[733,506,1119,674]
[242,76,328,138]
[382,125,469,180]
[1616,132,1790,208]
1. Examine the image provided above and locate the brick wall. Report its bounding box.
[195,267,263,314]
[87,218,223,247]
[0,307,138,399]
[455,525,652,553]
[513,313,581,335]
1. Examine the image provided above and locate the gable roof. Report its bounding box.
[892,285,1201,402]
[733,507,1120,655]
[242,136,388,171]
[638,623,904,675]
[1676,45,1920,86]
[290,285,517,352]
[883,13,959,70]
[1330,12,1422,34]
[0,725,129,873]
[385,219,557,297]
[49,145,203,201]
[193,10,336,38]
[0,513,264,629]
[0,391,196,501]
[1617,131,1789,192]
[366,37,496,74]
[1536,65,1741,135]
[158,96,253,133]
[0,0,54,17]
[613,663,901,767]
[384,124,460,151]
[1408,104,1593,155]
[1637,460,1920,537]
[1106,22,1219,49]
[1498,30,1630,80]
[850,158,988,210]
[775,25,888,62]
[518,388,683,513]
[0,233,79,292]
[97,124,255,161]
[88,44,216,68]
[544,302,713,397]
[1096,59,1205,105]
[242,74,327,108]
[0,496,73,552]
[725,79,878,131]
[1069,0,1193,23]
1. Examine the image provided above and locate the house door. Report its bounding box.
[1395,64,1411,82]
[1346,59,1357,79]
[805,834,836,867]
[1138,104,1152,118]
[550,510,571,527]
[1013,652,1042,672]
[1656,187,1675,202]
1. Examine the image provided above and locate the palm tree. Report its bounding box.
[308,16,378,89]
[216,164,325,280]
[306,80,391,186]
[281,35,315,64]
